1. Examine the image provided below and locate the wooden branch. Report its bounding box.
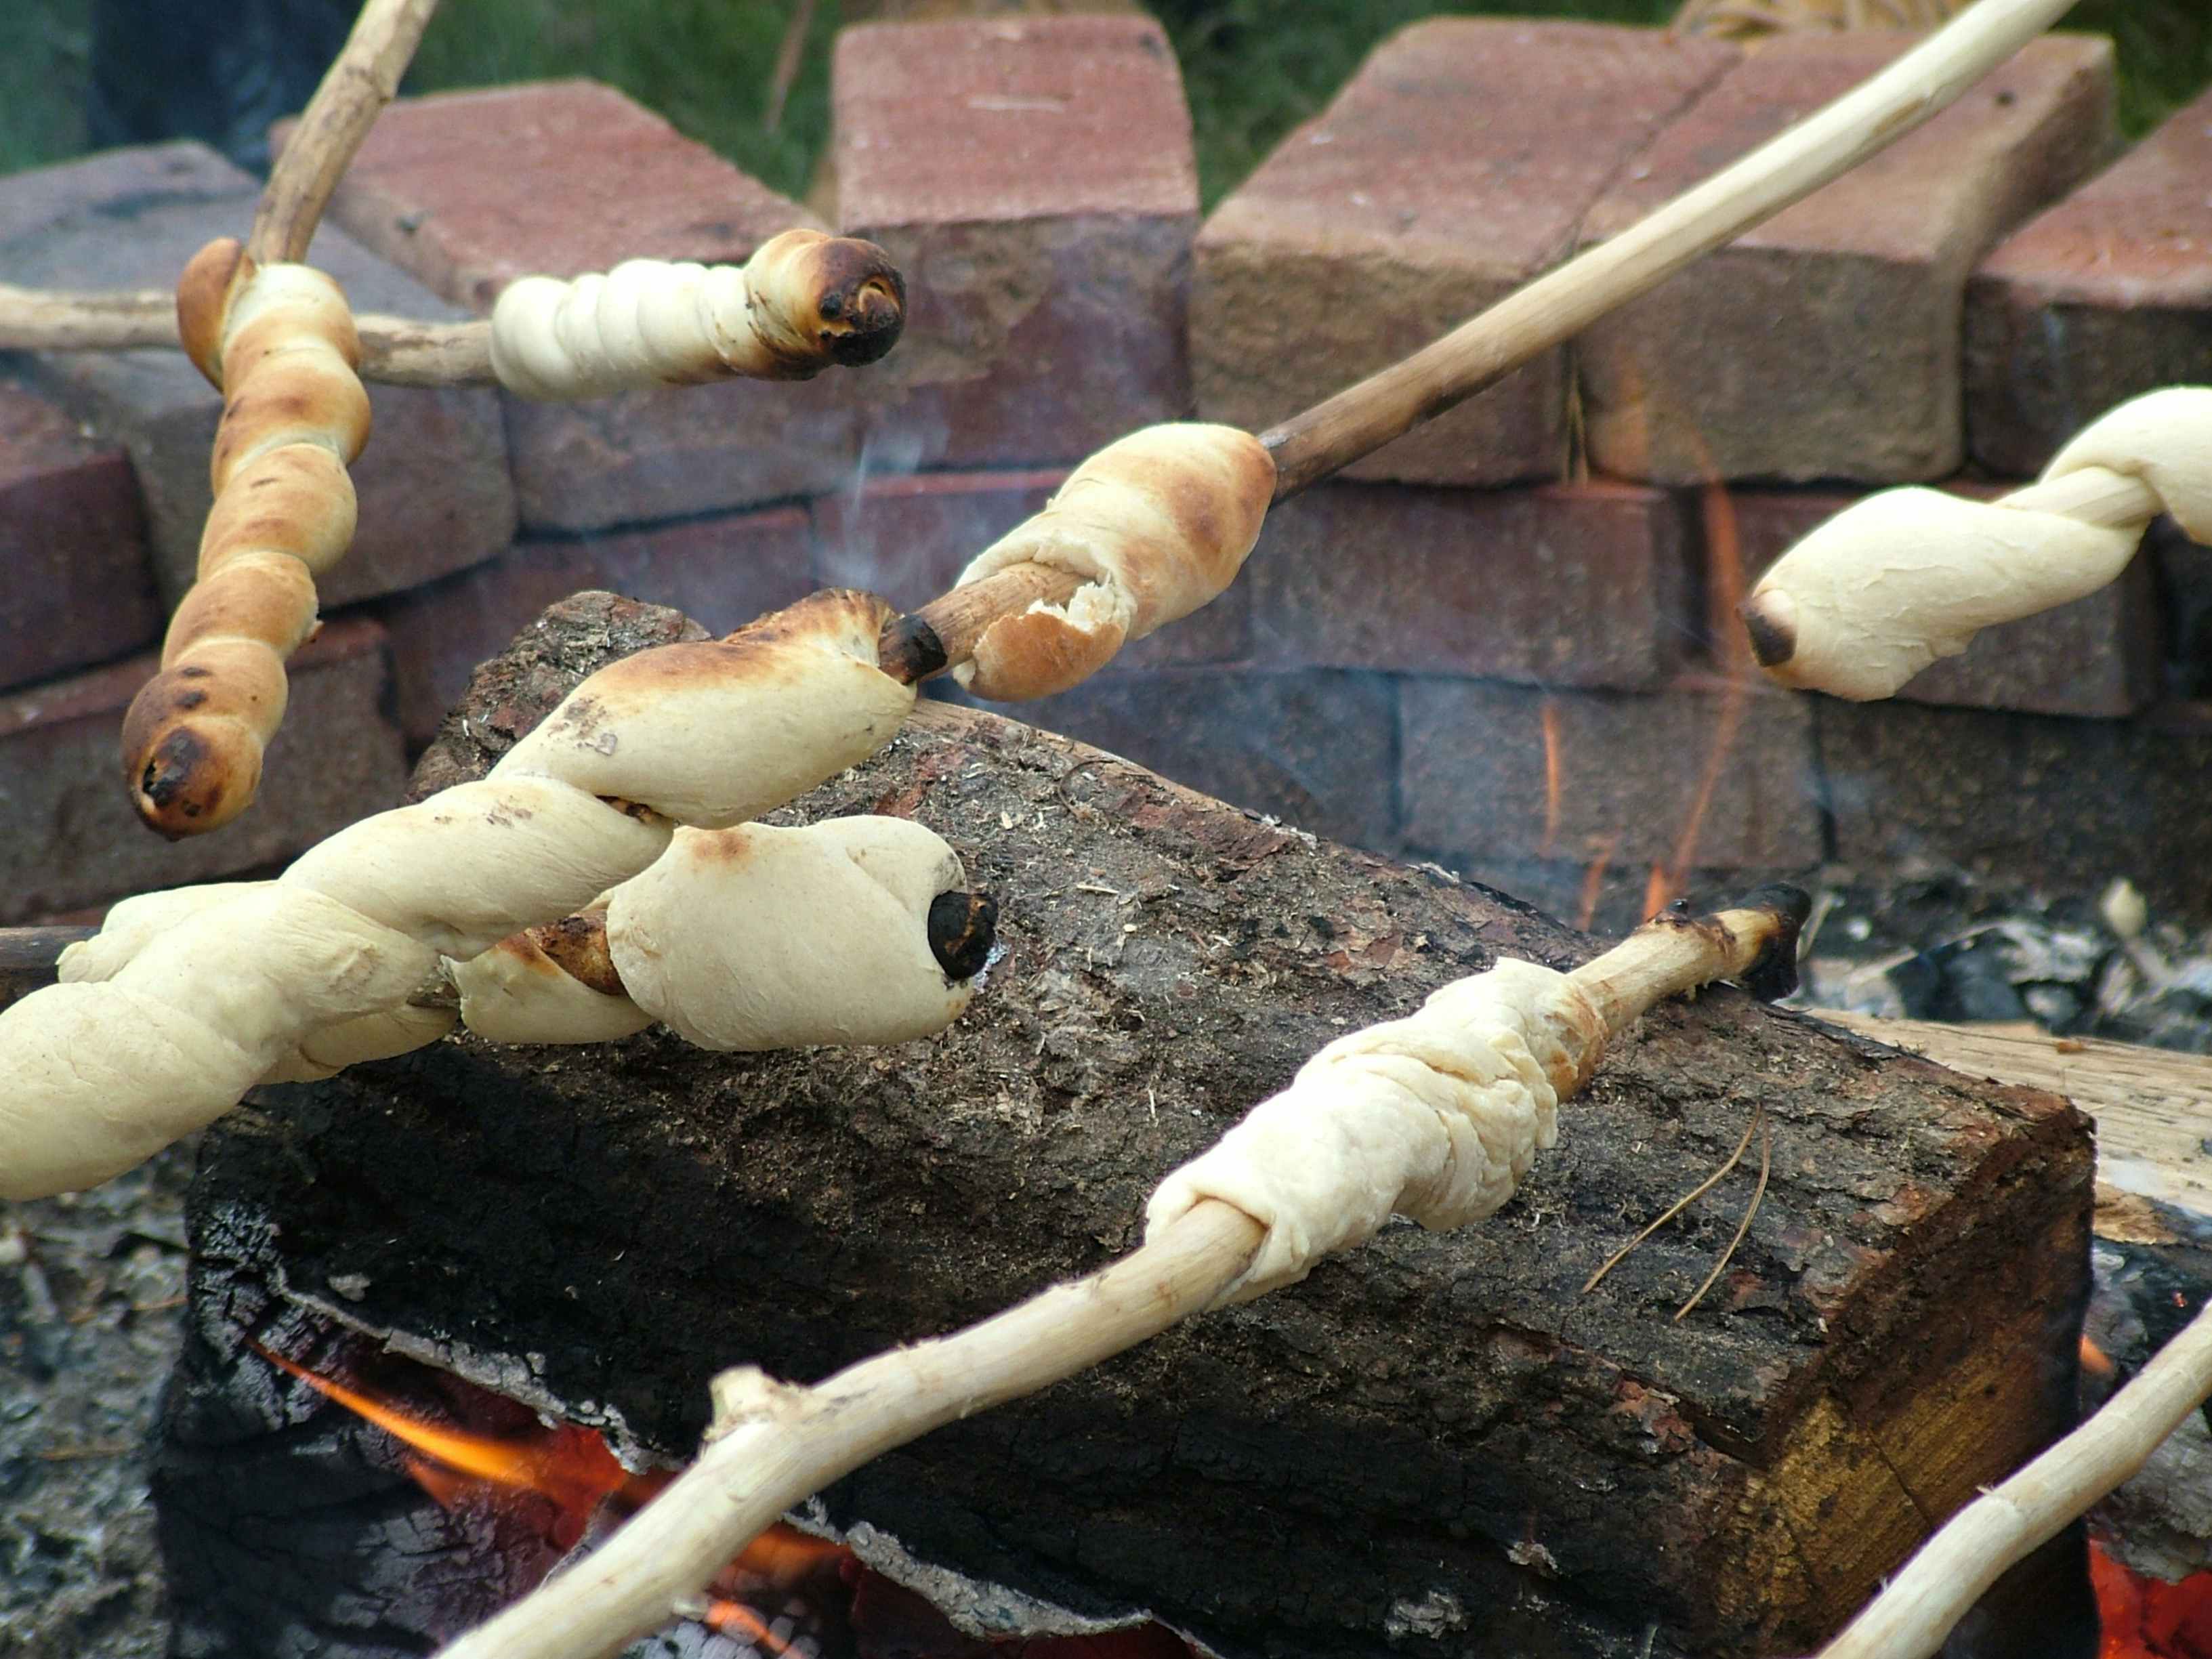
[1816,1300,2212,1659]
[435,892,1804,1659]
[0,927,96,1012]
[1807,1010,2212,1221]
[0,284,493,386]
[247,0,443,265]
[1257,0,2077,498]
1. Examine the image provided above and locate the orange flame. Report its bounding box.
[1577,832,1619,931]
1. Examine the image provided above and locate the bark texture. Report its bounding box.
[163,592,2100,1658]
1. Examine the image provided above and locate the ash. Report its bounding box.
[1790,867,2212,1054]
[0,1139,194,1658]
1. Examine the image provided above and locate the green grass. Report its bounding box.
[1,1,2207,209]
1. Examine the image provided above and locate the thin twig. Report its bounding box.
[1582,1107,1761,1293]
[1675,1113,1769,1320]
[247,0,443,264]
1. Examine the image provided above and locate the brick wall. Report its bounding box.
[2,18,2209,930]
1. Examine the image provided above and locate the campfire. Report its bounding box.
[3,1,2211,1657]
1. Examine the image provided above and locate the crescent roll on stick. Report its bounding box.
[0,590,915,1200]
[1740,387,2212,700]
[121,239,371,837]
[946,424,1276,701]
[490,230,906,400]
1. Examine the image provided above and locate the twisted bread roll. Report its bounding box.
[121,238,372,837]
[491,230,906,400]
[1146,959,1605,1304]
[1741,387,2212,700]
[951,425,1277,701]
[0,590,915,1200]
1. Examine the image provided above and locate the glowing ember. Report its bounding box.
[2091,1541,2212,1658]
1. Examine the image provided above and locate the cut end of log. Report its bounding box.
[1739,587,1799,669]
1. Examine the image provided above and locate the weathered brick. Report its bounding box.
[833,16,1198,468]
[1579,33,2116,485]
[940,667,1398,850]
[0,142,514,608]
[295,81,856,528]
[1716,484,2160,716]
[1249,478,1690,687]
[2151,516,2212,699]
[0,616,406,924]
[371,507,814,749]
[1399,676,1822,873]
[1818,698,2212,918]
[0,379,159,692]
[1965,86,2212,476]
[812,468,1248,668]
[1193,20,1737,488]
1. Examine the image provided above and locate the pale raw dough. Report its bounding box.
[951,425,1276,700]
[1145,960,1600,1303]
[1747,386,2212,700]
[449,929,655,1047]
[608,817,976,1051]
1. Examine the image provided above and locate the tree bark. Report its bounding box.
[162,592,2099,1659]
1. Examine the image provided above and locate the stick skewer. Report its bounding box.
[877,0,2080,686]
[0,284,493,386]
[435,890,1807,1659]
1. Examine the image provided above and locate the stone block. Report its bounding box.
[812,467,1248,668]
[0,379,159,692]
[1398,676,1822,873]
[1193,20,1738,487]
[293,81,857,528]
[833,15,1198,468]
[0,142,514,608]
[0,616,406,924]
[940,667,1398,851]
[1579,33,2116,485]
[1818,698,2212,919]
[1717,483,2161,715]
[1249,478,1691,688]
[1965,85,2212,476]
[371,507,814,750]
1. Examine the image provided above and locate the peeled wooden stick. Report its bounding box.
[1816,1301,2212,1659]
[248,0,442,266]
[1740,387,2212,699]
[879,0,2081,694]
[435,889,1808,1659]
[0,283,493,385]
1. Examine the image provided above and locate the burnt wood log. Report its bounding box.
[159,593,2099,1659]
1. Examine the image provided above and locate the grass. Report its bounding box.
[0,2,2207,207]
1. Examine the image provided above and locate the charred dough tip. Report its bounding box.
[927,890,998,980]
[1738,591,1799,668]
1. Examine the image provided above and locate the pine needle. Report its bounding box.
[1675,1114,1771,1322]
[1583,1107,1761,1295]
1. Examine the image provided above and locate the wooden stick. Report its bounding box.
[1815,1300,2212,1659]
[0,926,96,1011]
[1258,0,2077,498]
[0,284,493,386]
[247,0,442,265]
[434,892,1803,1659]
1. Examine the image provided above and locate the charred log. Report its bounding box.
[159,593,2100,1659]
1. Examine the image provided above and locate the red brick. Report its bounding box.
[1578,33,2115,485]
[1398,676,1821,873]
[1716,483,2160,717]
[0,380,159,692]
[1192,20,1737,488]
[1248,478,1690,688]
[1966,87,2212,476]
[833,16,1198,468]
[0,142,514,607]
[1817,697,2212,918]
[371,507,814,749]
[294,82,859,528]
[0,617,407,924]
[942,667,1398,851]
[811,468,1248,668]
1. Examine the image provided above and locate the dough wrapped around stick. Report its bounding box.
[0,590,917,1201]
[121,238,371,837]
[491,229,906,400]
[949,424,1276,701]
[1740,386,2212,701]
